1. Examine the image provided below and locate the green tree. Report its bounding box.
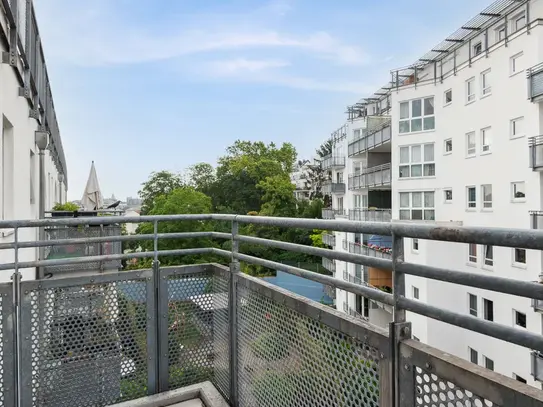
[185,163,216,196]
[138,171,185,214]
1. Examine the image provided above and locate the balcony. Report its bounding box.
[322,233,335,247]
[348,241,392,259]
[322,180,346,195]
[321,208,346,219]
[533,298,543,313]
[348,163,391,190]
[320,154,346,170]
[529,136,543,170]
[528,62,543,102]
[348,208,392,222]
[322,257,336,273]
[530,211,543,229]
[0,214,540,406]
[348,116,391,157]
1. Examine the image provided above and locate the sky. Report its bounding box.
[34,0,491,200]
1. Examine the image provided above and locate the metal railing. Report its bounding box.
[348,117,392,157]
[321,208,346,219]
[348,208,392,222]
[0,214,540,406]
[1,0,67,182]
[320,154,346,170]
[348,241,392,259]
[528,62,543,102]
[322,233,335,247]
[529,136,543,169]
[348,163,392,190]
[322,180,346,194]
[530,210,543,230]
[321,257,336,273]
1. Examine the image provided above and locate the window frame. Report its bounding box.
[399,143,435,179]
[510,117,524,139]
[468,293,478,316]
[513,248,527,267]
[412,286,419,299]
[510,52,523,76]
[466,78,476,103]
[481,184,493,209]
[513,11,526,32]
[496,24,506,42]
[399,191,436,221]
[467,186,477,209]
[514,310,527,328]
[444,89,452,106]
[484,356,494,371]
[473,42,483,56]
[398,97,436,134]
[468,243,478,264]
[481,69,491,96]
[466,132,476,157]
[444,189,453,203]
[444,138,453,154]
[412,238,419,252]
[469,347,478,364]
[511,181,526,201]
[483,245,494,267]
[481,127,491,153]
[483,298,494,321]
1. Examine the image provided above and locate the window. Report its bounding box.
[467,186,476,209]
[482,184,492,209]
[514,248,526,265]
[412,286,419,299]
[444,139,453,154]
[510,52,523,75]
[483,298,494,321]
[466,132,476,156]
[511,117,524,139]
[481,70,491,96]
[399,191,435,221]
[412,239,419,252]
[515,310,527,328]
[399,97,435,134]
[444,89,452,105]
[496,25,506,42]
[468,244,478,263]
[469,347,478,364]
[469,294,478,316]
[466,78,475,103]
[399,144,435,178]
[484,356,494,371]
[444,189,453,203]
[481,127,491,153]
[337,197,344,210]
[512,181,526,200]
[514,12,526,31]
[30,150,36,205]
[484,245,494,267]
[473,42,482,56]
[514,374,527,384]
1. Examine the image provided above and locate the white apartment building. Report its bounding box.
[321,0,543,388]
[0,0,67,280]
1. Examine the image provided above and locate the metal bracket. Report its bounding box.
[390,321,412,407]
[29,109,40,120]
[18,87,31,99]
[1,51,16,66]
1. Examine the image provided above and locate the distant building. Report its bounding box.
[126,197,142,207]
[124,209,141,234]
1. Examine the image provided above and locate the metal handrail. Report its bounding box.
[2,214,543,352]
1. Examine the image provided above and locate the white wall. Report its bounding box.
[391,20,543,385]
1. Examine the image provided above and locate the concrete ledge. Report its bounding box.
[108,381,229,407]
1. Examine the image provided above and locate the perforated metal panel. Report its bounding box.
[210,269,230,401]
[236,280,381,407]
[165,269,216,391]
[0,283,15,407]
[20,272,152,407]
[414,366,497,407]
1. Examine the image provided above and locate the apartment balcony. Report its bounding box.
[528,62,543,102]
[533,298,543,313]
[0,214,540,406]
[348,241,392,259]
[322,233,335,247]
[323,284,336,300]
[529,136,543,170]
[348,208,392,222]
[322,257,336,273]
[348,116,391,157]
[530,210,543,229]
[321,208,346,219]
[367,267,392,290]
[322,180,346,194]
[348,163,391,190]
[320,154,346,170]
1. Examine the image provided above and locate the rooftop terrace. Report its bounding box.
[0,214,542,406]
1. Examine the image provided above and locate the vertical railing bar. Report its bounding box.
[229,216,240,406]
[392,233,405,323]
[12,227,20,407]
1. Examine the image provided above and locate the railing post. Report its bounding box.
[229,217,240,406]
[12,228,20,407]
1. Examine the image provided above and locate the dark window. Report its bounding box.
[485,357,494,371]
[469,294,477,317]
[470,348,478,364]
[483,299,494,321]
[515,311,527,328]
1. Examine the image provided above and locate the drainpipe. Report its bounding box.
[35,130,49,280]
[58,173,64,204]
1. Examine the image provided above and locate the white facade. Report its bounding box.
[321,0,543,389]
[0,1,68,281]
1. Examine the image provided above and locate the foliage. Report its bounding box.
[138,171,185,214]
[309,229,326,248]
[251,331,290,361]
[52,202,79,211]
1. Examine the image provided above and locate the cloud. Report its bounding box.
[206,58,290,76]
